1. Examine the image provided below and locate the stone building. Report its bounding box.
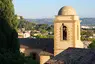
[19,6,95,64]
[19,38,54,63]
[54,6,83,56]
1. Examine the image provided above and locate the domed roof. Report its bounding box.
[58,6,77,15]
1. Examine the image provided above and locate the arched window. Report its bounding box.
[62,24,67,40]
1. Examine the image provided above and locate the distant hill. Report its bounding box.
[25,18,95,25]
[80,18,95,26]
[25,18,54,25]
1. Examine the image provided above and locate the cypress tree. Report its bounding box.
[0,0,19,52]
[0,0,23,64]
[0,0,38,64]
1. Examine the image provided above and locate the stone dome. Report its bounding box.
[58,6,77,15]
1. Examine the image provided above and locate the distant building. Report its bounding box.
[81,25,95,29]
[23,31,31,38]
[16,15,23,19]
[81,26,90,29]
[16,15,21,19]
[18,32,24,38]
[19,38,54,62]
[93,33,95,36]
[18,30,31,38]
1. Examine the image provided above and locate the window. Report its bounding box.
[62,24,67,40]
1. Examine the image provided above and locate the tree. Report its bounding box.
[47,25,54,32]
[88,40,95,49]
[18,19,36,30]
[0,0,19,52]
[81,30,93,37]
[0,0,38,64]
[25,54,38,64]
[0,0,22,64]
[11,15,19,30]
[81,30,93,41]
[0,0,18,29]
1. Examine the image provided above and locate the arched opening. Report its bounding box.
[62,24,67,40]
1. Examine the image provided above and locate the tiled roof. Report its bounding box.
[20,45,29,48]
[39,51,53,56]
[19,38,54,54]
[46,48,95,64]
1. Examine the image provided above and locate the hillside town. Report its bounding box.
[17,17,95,42]
[1,0,95,64]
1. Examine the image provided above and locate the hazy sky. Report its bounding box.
[13,0,95,18]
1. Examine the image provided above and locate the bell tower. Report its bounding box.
[54,6,83,56]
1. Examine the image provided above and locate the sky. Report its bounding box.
[13,0,95,19]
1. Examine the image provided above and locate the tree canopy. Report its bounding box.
[88,40,95,49]
[0,0,38,64]
[0,0,19,52]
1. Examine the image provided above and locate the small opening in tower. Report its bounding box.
[62,23,67,40]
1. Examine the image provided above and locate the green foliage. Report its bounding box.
[88,40,95,48]
[0,0,22,64]
[18,19,54,38]
[33,34,47,38]
[0,0,38,64]
[10,29,20,52]
[40,29,47,33]
[0,0,18,29]
[33,34,54,38]
[47,35,54,38]
[18,19,36,30]
[0,50,38,64]
[25,54,39,64]
[81,30,93,41]
[0,49,25,64]
[81,36,86,41]
[36,24,48,30]
[0,0,19,52]
[11,15,19,30]
[46,25,54,32]
[81,30,93,37]
[18,19,54,32]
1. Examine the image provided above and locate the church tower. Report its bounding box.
[54,6,83,56]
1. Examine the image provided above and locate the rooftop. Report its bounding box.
[46,48,95,64]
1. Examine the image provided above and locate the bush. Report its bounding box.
[0,49,25,64]
[88,40,95,48]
